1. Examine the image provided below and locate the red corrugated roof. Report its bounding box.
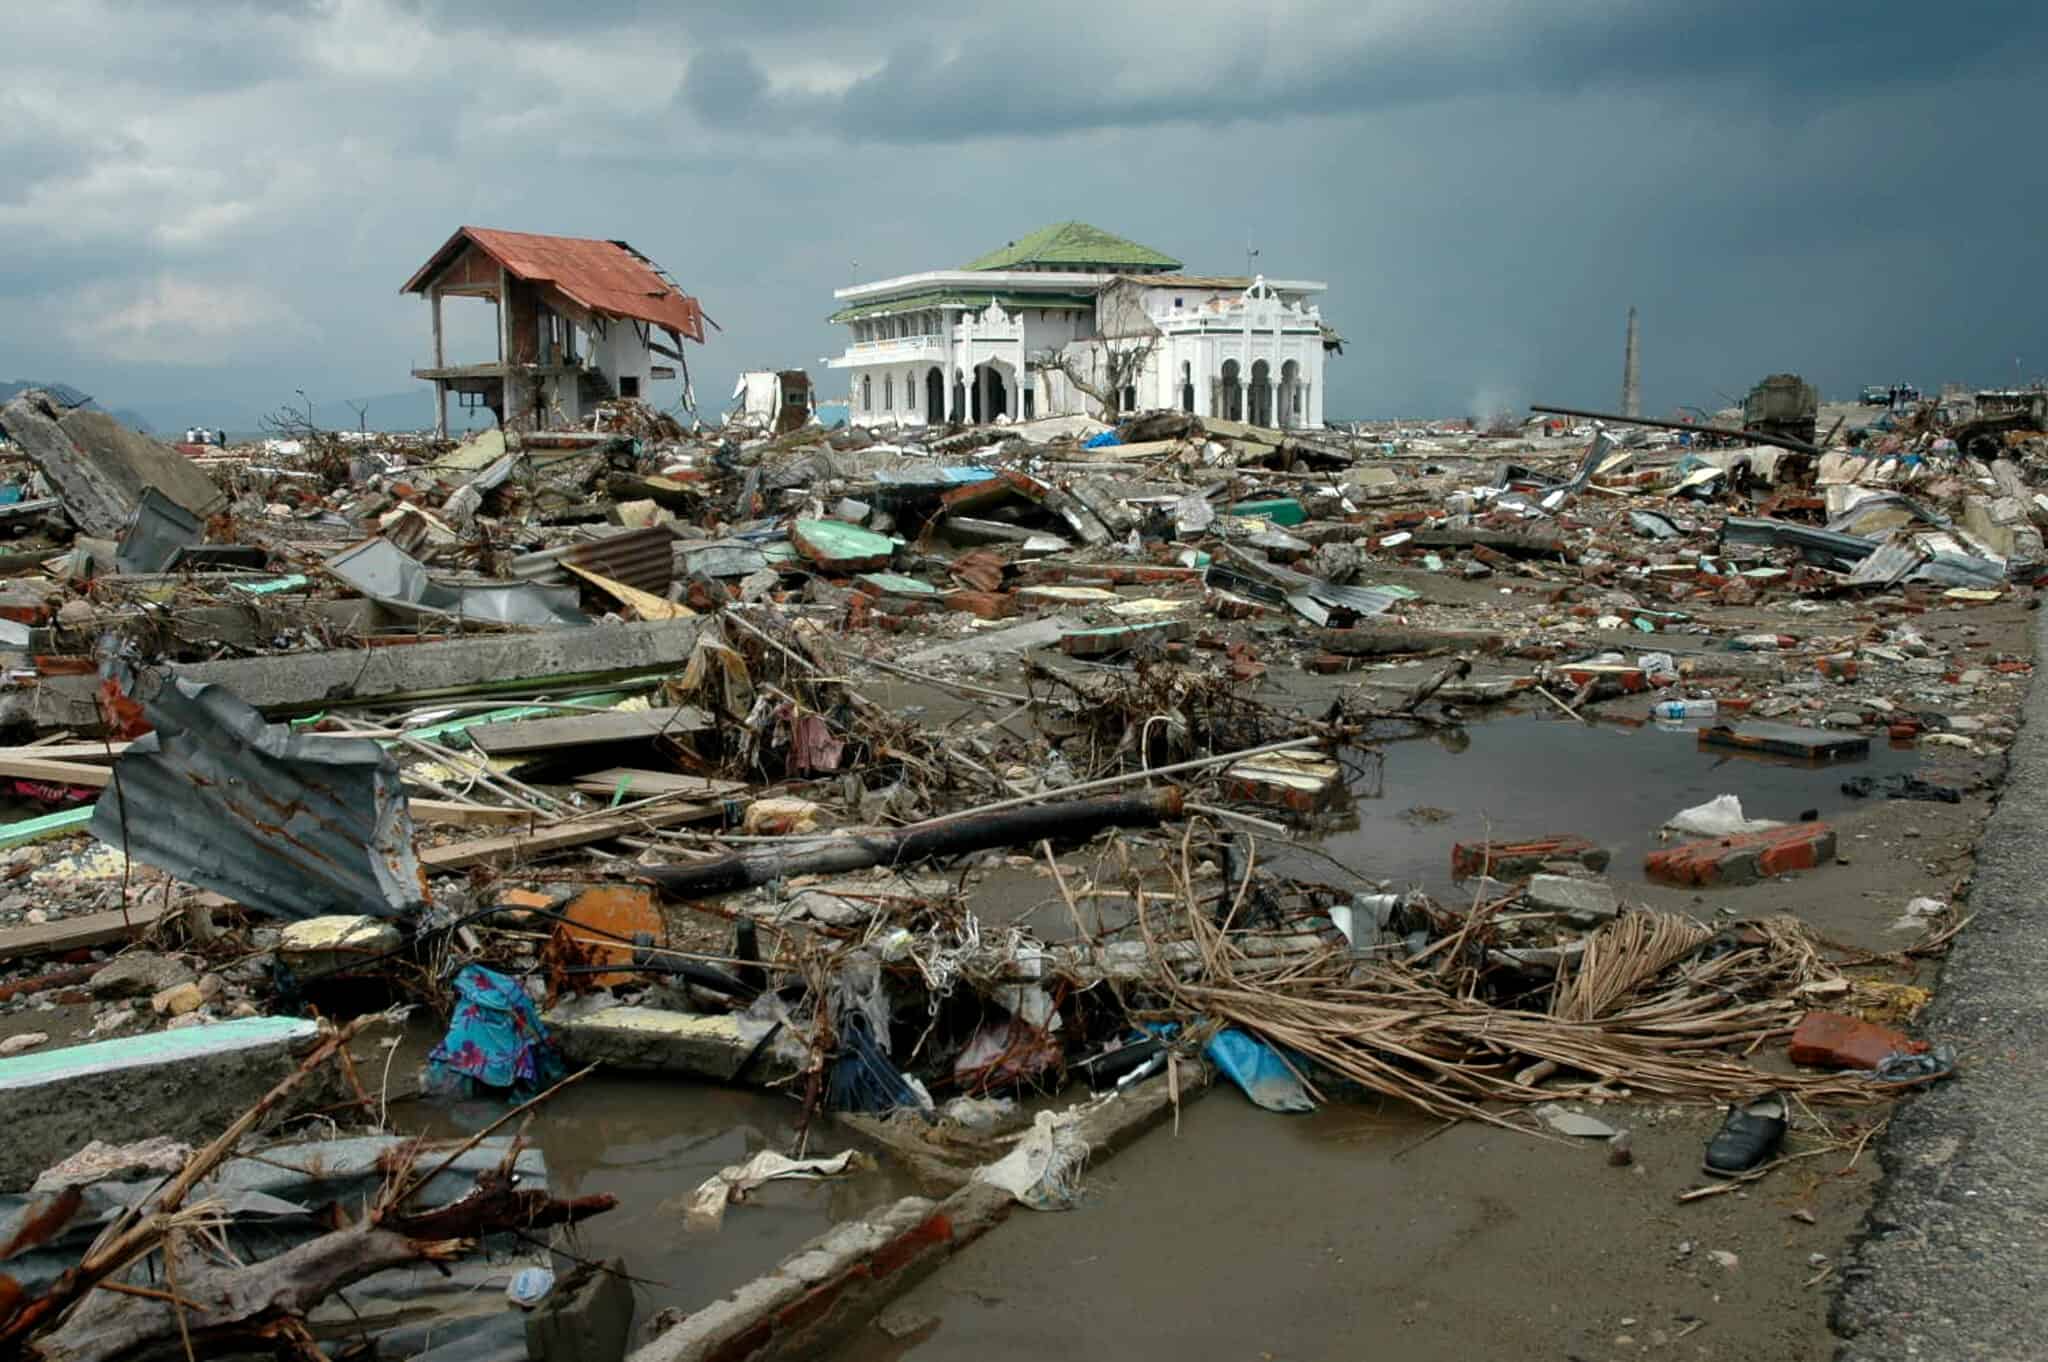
[402,226,705,342]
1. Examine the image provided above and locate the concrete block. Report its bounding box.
[1525,874,1621,924]
[0,1017,325,1190]
[88,952,194,1000]
[549,1006,804,1084]
[1645,822,1837,887]
[528,1260,634,1362]
[631,1271,808,1362]
[278,915,403,978]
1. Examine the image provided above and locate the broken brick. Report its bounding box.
[1643,822,1837,887]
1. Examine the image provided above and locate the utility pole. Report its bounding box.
[1621,307,1641,419]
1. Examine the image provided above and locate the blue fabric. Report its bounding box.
[1083,430,1122,448]
[1205,1027,1316,1113]
[426,965,564,1096]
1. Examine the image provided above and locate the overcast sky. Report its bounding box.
[4,0,2043,429]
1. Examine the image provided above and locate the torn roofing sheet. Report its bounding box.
[88,678,426,921]
[325,536,589,628]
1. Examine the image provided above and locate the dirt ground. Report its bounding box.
[0,555,2020,1362]
[813,585,2025,1362]
[835,1096,1875,1362]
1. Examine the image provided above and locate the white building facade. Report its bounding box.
[827,223,1336,430]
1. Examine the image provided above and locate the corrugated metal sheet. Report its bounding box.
[114,487,202,574]
[509,526,676,594]
[402,226,705,341]
[89,679,426,921]
[328,537,589,628]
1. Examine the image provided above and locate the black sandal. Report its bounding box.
[1703,1092,1787,1176]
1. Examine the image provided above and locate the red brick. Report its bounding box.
[1644,822,1836,886]
[1209,590,1274,620]
[1304,653,1368,674]
[870,1212,954,1279]
[1557,665,1648,694]
[775,1273,865,1334]
[1452,835,1608,880]
[1788,1011,1925,1070]
[703,1318,773,1362]
[941,590,1015,620]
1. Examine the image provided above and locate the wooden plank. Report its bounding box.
[469,705,711,757]
[420,802,718,870]
[0,757,112,787]
[571,769,750,800]
[0,743,130,763]
[0,902,172,962]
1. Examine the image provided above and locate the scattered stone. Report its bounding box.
[151,973,223,1017]
[91,952,196,1000]
[0,1031,50,1055]
[1536,1103,1618,1138]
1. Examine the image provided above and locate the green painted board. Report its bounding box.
[857,572,940,596]
[792,519,897,563]
[1226,498,1307,527]
[0,807,92,850]
[0,1016,318,1089]
[230,575,311,595]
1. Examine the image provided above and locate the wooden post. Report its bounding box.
[430,287,446,438]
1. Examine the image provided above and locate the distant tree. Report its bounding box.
[1039,279,1162,420]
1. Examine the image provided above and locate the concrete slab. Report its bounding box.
[0,1017,325,1190]
[549,1006,806,1084]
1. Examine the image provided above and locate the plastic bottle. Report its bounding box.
[1652,698,1717,721]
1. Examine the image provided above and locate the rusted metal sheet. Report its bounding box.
[509,526,676,594]
[88,679,426,921]
[401,227,705,341]
[541,885,663,994]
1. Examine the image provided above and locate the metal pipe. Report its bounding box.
[1529,404,1822,457]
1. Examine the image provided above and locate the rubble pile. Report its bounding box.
[0,379,2038,1357]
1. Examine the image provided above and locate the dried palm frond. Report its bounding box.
[1553,910,1713,1022]
[1134,867,1886,1127]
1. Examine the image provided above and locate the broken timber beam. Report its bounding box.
[642,788,1184,900]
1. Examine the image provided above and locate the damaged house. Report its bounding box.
[402,227,708,435]
[829,221,1340,429]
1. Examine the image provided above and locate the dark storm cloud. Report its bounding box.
[681,0,2048,145]
[9,0,2048,429]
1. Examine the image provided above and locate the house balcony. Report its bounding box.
[827,335,946,369]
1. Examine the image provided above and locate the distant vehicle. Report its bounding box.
[1860,385,1889,405]
[1742,373,1820,445]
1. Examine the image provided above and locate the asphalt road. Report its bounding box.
[1834,604,2048,1360]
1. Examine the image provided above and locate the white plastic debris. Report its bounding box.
[974,1109,1090,1211]
[1664,795,1784,839]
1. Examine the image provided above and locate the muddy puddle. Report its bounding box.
[1314,711,1924,894]
[397,1074,923,1327]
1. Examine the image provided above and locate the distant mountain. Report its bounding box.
[128,387,497,439]
[0,380,153,433]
